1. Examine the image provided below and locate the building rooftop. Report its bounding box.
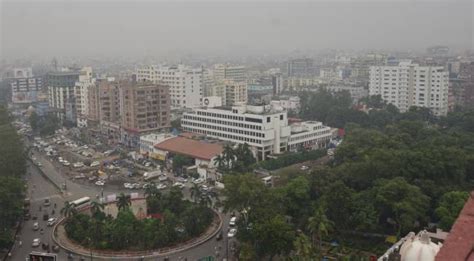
[154,136,223,161]
[435,191,474,261]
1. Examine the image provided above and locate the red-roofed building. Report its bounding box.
[154,136,224,168]
[435,192,474,261]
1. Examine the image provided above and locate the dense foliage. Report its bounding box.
[0,106,26,249]
[222,94,474,259]
[64,187,215,250]
[29,111,60,136]
[214,143,256,173]
[256,149,326,170]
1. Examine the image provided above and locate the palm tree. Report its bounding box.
[213,154,225,171]
[116,193,131,211]
[307,205,333,253]
[90,201,104,219]
[223,144,235,170]
[60,201,77,218]
[293,232,314,260]
[190,183,202,203]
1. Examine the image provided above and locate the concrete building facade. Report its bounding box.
[136,65,202,109]
[225,80,247,106]
[369,61,449,116]
[120,81,171,147]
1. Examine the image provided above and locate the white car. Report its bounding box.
[47,217,57,226]
[229,216,237,226]
[227,228,237,238]
[193,178,205,184]
[132,183,141,189]
[90,161,100,167]
[173,182,185,189]
[32,238,41,247]
[123,183,132,189]
[144,162,151,167]
[62,161,70,166]
[300,165,309,171]
[157,183,167,190]
[73,162,84,168]
[95,180,105,186]
[36,162,42,167]
[158,176,168,182]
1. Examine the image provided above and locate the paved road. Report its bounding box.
[9,148,235,261]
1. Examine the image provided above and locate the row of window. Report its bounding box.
[182,127,263,144]
[182,120,265,137]
[289,130,331,142]
[183,115,263,130]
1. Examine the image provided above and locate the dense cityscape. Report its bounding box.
[1,1,473,261]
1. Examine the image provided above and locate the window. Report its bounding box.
[267,117,270,123]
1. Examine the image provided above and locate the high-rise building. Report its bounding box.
[47,68,82,120]
[287,58,315,77]
[120,81,171,146]
[214,64,246,83]
[9,68,42,104]
[74,67,94,127]
[136,65,202,109]
[369,61,449,116]
[225,80,247,106]
[457,62,474,108]
[272,73,283,95]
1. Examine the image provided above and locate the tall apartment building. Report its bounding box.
[225,80,247,106]
[272,73,283,95]
[287,58,315,77]
[74,67,94,127]
[136,65,202,109]
[369,61,449,116]
[120,81,171,147]
[214,64,246,83]
[9,67,43,104]
[457,62,474,108]
[47,69,82,120]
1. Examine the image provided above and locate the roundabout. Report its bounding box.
[52,196,223,260]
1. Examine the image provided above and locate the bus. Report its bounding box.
[70,197,91,209]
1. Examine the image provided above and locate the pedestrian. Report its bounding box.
[19,241,22,247]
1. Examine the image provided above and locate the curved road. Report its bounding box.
[9,149,234,261]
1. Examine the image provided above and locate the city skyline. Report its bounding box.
[1,0,473,60]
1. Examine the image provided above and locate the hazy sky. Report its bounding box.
[1,0,473,59]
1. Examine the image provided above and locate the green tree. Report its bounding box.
[374,177,430,237]
[190,183,202,203]
[254,215,296,260]
[116,193,131,211]
[435,191,469,230]
[61,201,78,218]
[292,232,315,260]
[307,205,333,252]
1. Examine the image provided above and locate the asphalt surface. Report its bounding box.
[9,148,235,261]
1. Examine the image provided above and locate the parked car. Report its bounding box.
[157,183,167,190]
[73,162,84,168]
[227,228,237,238]
[229,216,237,226]
[74,174,86,180]
[123,183,132,189]
[193,178,205,184]
[47,217,57,226]
[173,182,185,189]
[62,161,70,166]
[95,180,105,186]
[32,238,41,247]
[90,161,100,167]
[33,222,39,231]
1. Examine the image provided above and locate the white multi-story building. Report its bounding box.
[214,64,246,83]
[369,61,449,116]
[225,80,247,106]
[270,96,301,112]
[288,121,332,152]
[136,65,203,109]
[139,133,176,160]
[182,105,291,160]
[74,67,94,127]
